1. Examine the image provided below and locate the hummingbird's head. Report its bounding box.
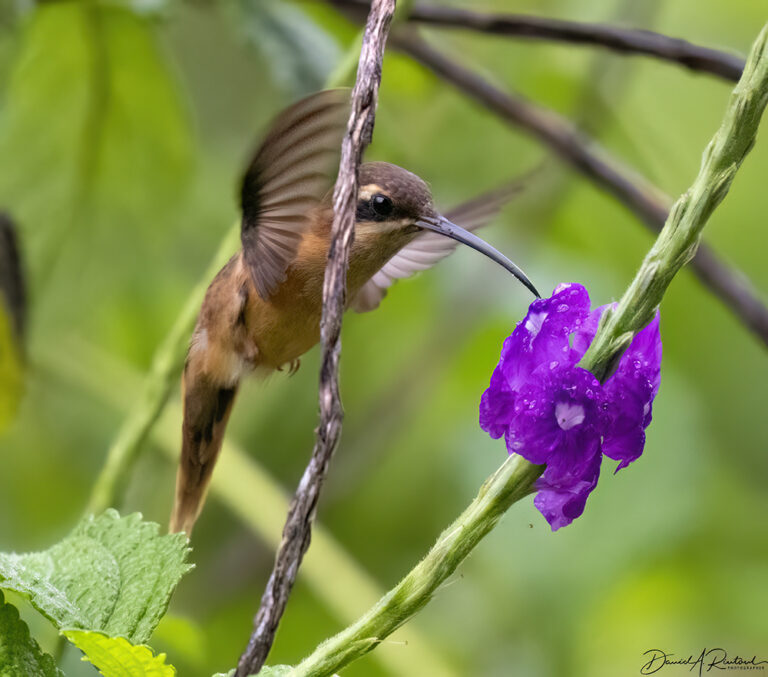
[353,162,540,298]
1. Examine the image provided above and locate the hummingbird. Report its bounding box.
[169,89,539,535]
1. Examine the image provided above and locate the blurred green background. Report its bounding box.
[0,0,766,675]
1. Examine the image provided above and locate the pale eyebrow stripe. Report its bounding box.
[359,184,386,200]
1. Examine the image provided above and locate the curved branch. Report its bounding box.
[393,31,768,348]
[235,1,396,675]
[329,0,745,81]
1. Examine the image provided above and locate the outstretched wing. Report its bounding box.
[241,89,350,299]
[351,179,528,312]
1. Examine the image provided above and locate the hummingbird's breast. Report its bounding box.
[242,230,399,369]
[244,229,334,368]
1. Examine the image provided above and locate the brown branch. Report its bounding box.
[392,31,768,348]
[234,2,396,675]
[328,0,745,81]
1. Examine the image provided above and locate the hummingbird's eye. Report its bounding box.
[371,194,393,217]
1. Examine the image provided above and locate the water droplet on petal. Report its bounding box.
[549,361,558,370]
[557,304,569,313]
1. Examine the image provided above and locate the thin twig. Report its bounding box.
[393,31,768,348]
[328,0,745,81]
[234,1,396,674]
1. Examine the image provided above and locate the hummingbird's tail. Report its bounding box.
[169,368,239,535]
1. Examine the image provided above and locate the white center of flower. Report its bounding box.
[555,401,585,431]
[524,311,547,339]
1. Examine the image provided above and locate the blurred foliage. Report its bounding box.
[0,0,766,676]
[0,215,24,432]
[0,288,22,431]
[233,0,340,96]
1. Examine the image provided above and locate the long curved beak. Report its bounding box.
[418,216,540,298]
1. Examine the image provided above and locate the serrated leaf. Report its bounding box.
[0,510,193,644]
[63,630,176,677]
[0,590,63,677]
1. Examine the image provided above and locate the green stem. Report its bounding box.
[291,21,768,677]
[292,456,542,677]
[581,23,768,380]
[85,224,240,515]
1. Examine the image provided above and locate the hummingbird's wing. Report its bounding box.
[241,89,350,299]
[351,180,527,312]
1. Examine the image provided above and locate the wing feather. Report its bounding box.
[241,89,350,299]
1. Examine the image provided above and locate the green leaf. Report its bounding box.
[63,630,176,677]
[0,591,63,677]
[0,510,192,644]
[0,2,193,274]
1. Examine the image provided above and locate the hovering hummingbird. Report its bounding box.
[170,90,539,535]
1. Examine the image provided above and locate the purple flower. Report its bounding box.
[479,283,662,530]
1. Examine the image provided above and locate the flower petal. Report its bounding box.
[479,367,515,439]
[534,450,602,530]
[504,365,607,474]
[571,303,614,357]
[602,311,662,469]
[498,283,592,390]
[478,286,662,530]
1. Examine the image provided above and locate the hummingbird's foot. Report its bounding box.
[277,359,301,376]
